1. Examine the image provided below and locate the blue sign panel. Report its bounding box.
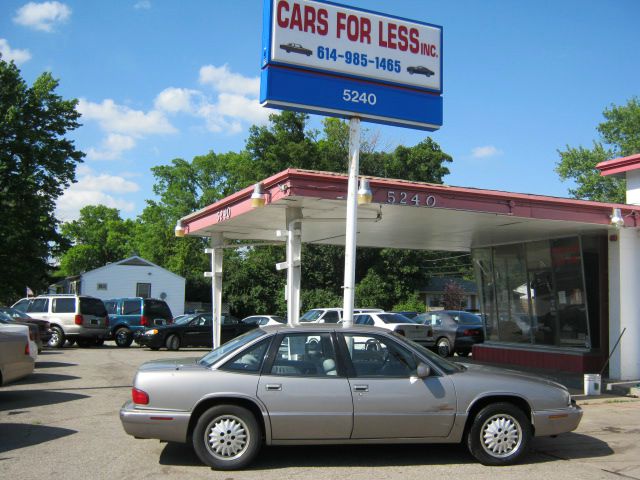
[261,0,443,130]
[261,66,442,131]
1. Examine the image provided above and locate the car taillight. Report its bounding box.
[463,329,480,336]
[74,314,83,325]
[140,315,149,327]
[25,342,30,356]
[132,388,149,405]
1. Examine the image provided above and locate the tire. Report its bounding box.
[76,338,93,348]
[437,337,452,357]
[467,402,531,466]
[66,338,76,347]
[115,328,133,348]
[192,405,261,470]
[48,326,65,348]
[165,334,180,351]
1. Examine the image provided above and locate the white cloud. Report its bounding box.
[86,134,136,160]
[471,145,503,158]
[199,64,260,96]
[14,1,71,32]
[56,168,139,221]
[154,87,202,114]
[0,38,31,64]
[77,98,176,136]
[133,1,151,9]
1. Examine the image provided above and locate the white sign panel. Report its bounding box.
[269,0,442,93]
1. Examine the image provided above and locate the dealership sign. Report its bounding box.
[260,0,443,131]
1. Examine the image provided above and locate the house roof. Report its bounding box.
[80,256,185,281]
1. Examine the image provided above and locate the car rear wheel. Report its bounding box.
[165,334,180,351]
[115,328,133,348]
[193,405,261,470]
[437,337,451,357]
[467,402,531,466]
[48,326,65,348]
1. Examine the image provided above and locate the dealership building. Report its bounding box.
[177,154,640,382]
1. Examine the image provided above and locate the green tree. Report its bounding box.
[0,56,84,303]
[58,205,136,276]
[556,97,640,203]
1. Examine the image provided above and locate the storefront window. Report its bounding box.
[473,236,591,350]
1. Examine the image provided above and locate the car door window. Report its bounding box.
[53,298,75,313]
[104,300,118,315]
[122,300,141,315]
[323,311,340,323]
[270,333,337,376]
[27,298,49,313]
[196,315,211,327]
[221,338,271,373]
[343,334,417,378]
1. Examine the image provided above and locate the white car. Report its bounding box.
[300,308,383,324]
[0,323,35,385]
[354,312,435,348]
[241,315,286,327]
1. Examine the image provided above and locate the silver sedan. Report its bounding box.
[120,324,582,470]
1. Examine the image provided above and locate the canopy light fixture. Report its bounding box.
[610,208,624,228]
[357,177,373,205]
[174,219,186,237]
[251,182,266,208]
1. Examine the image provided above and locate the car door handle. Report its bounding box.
[353,385,369,392]
[265,384,282,391]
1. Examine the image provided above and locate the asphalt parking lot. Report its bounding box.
[1,345,639,480]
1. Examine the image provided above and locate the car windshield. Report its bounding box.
[271,316,286,323]
[452,312,484,325]
[378,313,418,324]
[175,314,196,325]
[299,310,323,322]
[389,331,465,374]
[198,329,266,367]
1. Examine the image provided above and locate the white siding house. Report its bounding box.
[78,256,185,316]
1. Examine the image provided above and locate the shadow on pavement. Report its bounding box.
[159,442,474,469]
[0,389,89,412]
[532,432,614,460]
[35,361,78,369]
[8,372,80,385]
[0,423,76,454]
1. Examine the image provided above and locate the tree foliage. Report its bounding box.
[0,56,84,303]
[556,97,640,203]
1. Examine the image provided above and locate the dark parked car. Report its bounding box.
[104,297,173,347]
[407,65,435,77]
[120,324,582,470]
[414,310,484,357]
[0,307,51,346]
[390,311,419,319]
[279,42,312,56]
[136,312,252,350]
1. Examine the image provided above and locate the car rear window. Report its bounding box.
[453,312,483,325]
[144,300,172,319]
[378,313,418,324]
[53,298,76,313]
[80,298,107,316]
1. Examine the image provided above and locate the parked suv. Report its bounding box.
[104,297,173,347]
[12,295,109,348]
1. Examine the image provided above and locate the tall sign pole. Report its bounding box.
[342,117,361,328]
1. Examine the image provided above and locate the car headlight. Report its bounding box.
[145,329,159,336]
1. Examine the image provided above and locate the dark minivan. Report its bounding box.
[104,297,173,347]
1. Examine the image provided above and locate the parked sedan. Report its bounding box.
[0,323,35,385]
[120,324,582,470]
[136,312,252,350]
[0,311,40,356]
[414,310,485,357]
[353,312,434,348]
[0,307,51,346]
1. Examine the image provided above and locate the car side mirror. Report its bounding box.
[416,362,431,378]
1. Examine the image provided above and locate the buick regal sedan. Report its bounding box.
[120,324,582,470]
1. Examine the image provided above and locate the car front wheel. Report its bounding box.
[48,326,65,348]
[436,337,451,357]
[115,328,133,348]
[193,405,261,470]
[467,402,531,466]
[165,334,180,351]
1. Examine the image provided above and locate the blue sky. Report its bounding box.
[1,0,639,221]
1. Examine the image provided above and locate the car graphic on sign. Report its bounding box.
[407,66,435,77]
[279,42,313,56]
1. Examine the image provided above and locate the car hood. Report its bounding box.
[458,362,567,391]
